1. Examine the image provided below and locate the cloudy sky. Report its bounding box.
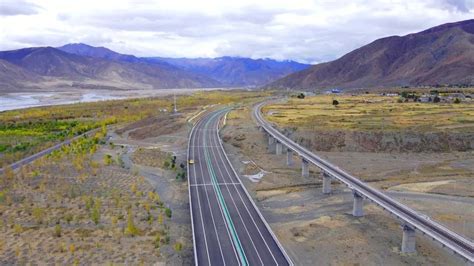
[1,0,473,63]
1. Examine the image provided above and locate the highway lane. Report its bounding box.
[254,101,474,262]
[188,109,292,265]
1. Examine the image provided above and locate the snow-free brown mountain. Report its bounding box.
[148,56,310,86]
[58,43,310,87]
[0,59,43,92]
[269,19,474,90]
[0,46,221,92]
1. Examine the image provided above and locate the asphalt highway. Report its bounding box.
[187,109,292,266]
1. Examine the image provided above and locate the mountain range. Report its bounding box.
[0,44,309,92]
[0,46,221,91]
[58,44,309,87]
[145,56,309,86]
[0,19,472,93]
[269,19,474,90]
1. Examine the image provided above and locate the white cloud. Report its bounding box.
[0,0,41,16]
[0,0,472,63]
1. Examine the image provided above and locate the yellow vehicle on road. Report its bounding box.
[188,159,195,164]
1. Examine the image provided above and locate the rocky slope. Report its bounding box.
[285,128,474,153]
[269,19,474,90]
[0,59,43,91]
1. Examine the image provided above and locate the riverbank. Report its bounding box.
[0,88,224,112]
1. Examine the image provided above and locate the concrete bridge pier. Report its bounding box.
[401,224,416,253]
[352,191,364,217]
[275,141,283,155]
[302,159,309,177]
[287,149,293,166]
[322,172,332,194]
[268,136,275,152]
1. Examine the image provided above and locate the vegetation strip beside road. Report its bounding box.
[0,127,100,175]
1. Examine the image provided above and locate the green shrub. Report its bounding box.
[117,155,125,168]
[54,224,62,237]
[174,242,183,252]
[91,200,101,225]
[32,207,45,224]
[13,224,24,234]
[165,208,172,218]
[0,190,6,204]
[65,213,73,224]
[154,234,161,249]
[104,154,113,165]
[125,209,139,236]
[84,196,94,211]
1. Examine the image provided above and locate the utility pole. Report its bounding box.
[173,93,178,113]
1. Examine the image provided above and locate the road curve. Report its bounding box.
[254,101,474,263]
[187,108,292,266]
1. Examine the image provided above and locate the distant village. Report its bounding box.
[312,88,474,103]
[380,91,472,103]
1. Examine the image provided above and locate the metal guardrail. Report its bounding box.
[254,102,474,262]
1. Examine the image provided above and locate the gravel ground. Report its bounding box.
[220,105,471,265]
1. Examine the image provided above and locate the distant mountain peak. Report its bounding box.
[57,43,131,60]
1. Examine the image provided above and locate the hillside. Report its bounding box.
[0,59,43,91]
[269,19,474,90]
[0,46,221,91]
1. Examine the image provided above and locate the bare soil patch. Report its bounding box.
[117,114,186,140]
[131,148,173,168]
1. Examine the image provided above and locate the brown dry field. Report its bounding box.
[221,104,472,265]
[0,106,206,265]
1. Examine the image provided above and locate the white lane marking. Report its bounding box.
[213,111,283,265]
[223,112,228,126]
[207,113,265,265]
[190,118,212,265]
[190,145,220,148]
[201,113,242,265]
[188,108,207,123]
[191,183,241,186]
